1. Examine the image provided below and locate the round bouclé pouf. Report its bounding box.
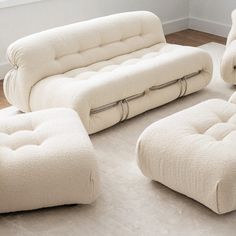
[137,99,236,214]
[0,107,100,213]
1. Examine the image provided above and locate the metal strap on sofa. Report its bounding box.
[90,70,202,120]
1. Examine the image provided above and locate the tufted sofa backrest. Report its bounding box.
[4,11,165,112]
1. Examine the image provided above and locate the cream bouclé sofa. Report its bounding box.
[4,11,213,134]
[221,9,236,84]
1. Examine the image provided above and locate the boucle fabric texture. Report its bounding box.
[4,11,212,134]
[137,99,236,214]
[1,43,236,235]
[221,9,236,84]
[0,107,100,213]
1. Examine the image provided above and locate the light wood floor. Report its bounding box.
[0,29,226,109]
[166,29,226,46]
[0,81,8,108]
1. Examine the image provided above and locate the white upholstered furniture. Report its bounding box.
[0,107,100,213]
[221,9,236,84]
[137,98,236,214]
[4,11,213,134]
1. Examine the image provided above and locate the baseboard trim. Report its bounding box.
[189,17,231,37]
[0,0,43,9]
[0,62,11,80]
[163,17,189,35]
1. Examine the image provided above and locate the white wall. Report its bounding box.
[0,0,189,79]
[189,0,236,37]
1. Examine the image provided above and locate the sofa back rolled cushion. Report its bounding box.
[4,11,166,112]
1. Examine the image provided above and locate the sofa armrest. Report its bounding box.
[229,90,236,104]
[227,9,236,46]
[221,41,236,84]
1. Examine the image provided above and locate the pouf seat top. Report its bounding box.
[0,107,100,213]
[137,99,236,214]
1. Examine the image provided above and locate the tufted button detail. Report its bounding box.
[10,143,42,151]
[6,128,35,136]
[0,119,44,151]
[63,44,176,79]
[196,122,236,141]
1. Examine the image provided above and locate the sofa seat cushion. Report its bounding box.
[30,43,212,134]
[137,99,236,214]
[0,107,100,213]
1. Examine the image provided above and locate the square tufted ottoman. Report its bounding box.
[137,99,236,214]
[0,107,100,213]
